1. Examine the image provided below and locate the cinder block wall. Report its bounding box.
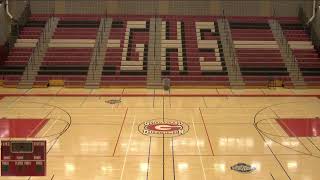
[314,2,320,40]
[9,0,317,40]
[313,10,320,44]
[2,0,316,46]
[0,5,10,45]
[7,0,25,18]
[23,0,313,17]
[0,0,26,44]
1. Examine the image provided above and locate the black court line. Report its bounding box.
[56,87,63,95]
[146,137,152,180]
[256,130,292,180]
[7,95,22,108]
[255,118,291,138]
[308,137,320,152]
[48,153,315,158]
[255,119,320,157]
[79,95,89,107]
[257,129,319,157]
[270,172,276,180]
[46,108,72,154]
[51,174,55,180]
[47,137,60,153]
[4,93,320,97]
[43,105,57,119]
[251,100,320,179]
[202,96,208,108]
[269,107,280,118]
[7,106,288,109]
[24,102,72,180]
[172,138,176,180]
[268,107,313,155]
[116,88,126,108]
[163,135,165,180]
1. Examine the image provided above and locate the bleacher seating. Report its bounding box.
[102,16,150,87]
[0,14,49,87]
[34,15,100,87]
[230,18,292,87]
[280,19,320,87]
[1,15,319,88]
[160,16,229,86]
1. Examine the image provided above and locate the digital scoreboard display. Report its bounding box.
[11,142,33,153]
[1,140,46,176]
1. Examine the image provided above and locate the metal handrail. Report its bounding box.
[222,17,240,80]
[272,19,303,81]
[91,17,107,80]
[26,16,54,80]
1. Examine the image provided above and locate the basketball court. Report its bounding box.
[0,87,320,179]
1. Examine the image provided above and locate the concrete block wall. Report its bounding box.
[313,6,320,42]
[7,0,313,17]
[0,5,10,45]
[0,0,27,45]
[1,0,316,55]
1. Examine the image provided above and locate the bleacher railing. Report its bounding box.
[90,17,108,80]
[7,2,31,50]
[25,16,55,80]
[272,19,302,82]
[299,6,320,54]
[221,16,240,81]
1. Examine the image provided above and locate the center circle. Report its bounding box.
[138,119,189,138]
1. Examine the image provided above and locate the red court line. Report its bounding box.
[0,93,320,97]
[112,108,128,156]
[199,108,215,156]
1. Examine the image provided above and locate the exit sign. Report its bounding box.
[1,140,46,176]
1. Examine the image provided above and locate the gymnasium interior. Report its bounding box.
[0,0,320,179]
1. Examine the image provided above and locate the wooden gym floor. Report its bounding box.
[0,87,320,179]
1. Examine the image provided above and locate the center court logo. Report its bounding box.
[138,119,189,138]
[230,163,256,173]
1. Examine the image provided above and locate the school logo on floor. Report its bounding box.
[139,119,189,138]
[105,99,121,104]
[231,163,256,173]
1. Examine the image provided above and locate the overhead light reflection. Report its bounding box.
[178,162,188,171]
[214,163,226,173]
[264,140,273,146]
[101,165,113,173]
[251,162,261,172]
[64,163,75,176]
[282,140,300,147]
[287,161,298,170]
[218,137,254,148]
[139,163,148,172]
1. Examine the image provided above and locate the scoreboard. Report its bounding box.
[1,140,46,176]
